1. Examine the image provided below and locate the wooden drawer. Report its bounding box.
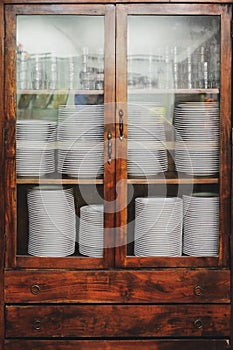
[5,304,230,338]
[4,339,231,350]
[4,269,230,303]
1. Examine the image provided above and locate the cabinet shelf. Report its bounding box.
[17,89,104,95]
[16,177,104,185]
[128,88,219,95]
[16,176,218,186]
[127,177,219,185]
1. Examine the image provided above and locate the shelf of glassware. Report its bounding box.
[17,89,104,95]
[128,88,219,95]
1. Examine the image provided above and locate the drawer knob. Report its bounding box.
[30,284,41,295]
[32,319,41,330]
[193,318,203,329]
[193,285,203,296]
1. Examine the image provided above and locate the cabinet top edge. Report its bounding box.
[2,0,233,5]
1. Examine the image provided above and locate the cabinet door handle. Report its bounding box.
[119,109,124,141]
[107,131,112,164]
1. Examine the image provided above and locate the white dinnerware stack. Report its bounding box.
[27,186,76,257]
[79,204,104,258]
[128,103,167,177]
[134,197,183,256]
[183,193,219,256]
[174,101,219,176]
[16,119,56,176]
[57,105,104,178]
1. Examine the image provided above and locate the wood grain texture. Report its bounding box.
[0,2,4,349]
[4,339,231,350]
[5,4,108,15]
[115,4,128,267]
[103,5,116,267]
[5,304,230,338]
[218,5,232,268]
[4,269,230,303]
[121,3,225,15]
[2,0,232,4]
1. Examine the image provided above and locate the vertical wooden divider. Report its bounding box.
[103,5,116,268]
[115,5,128,267]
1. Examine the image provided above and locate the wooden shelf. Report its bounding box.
[128,88,219,95]
[16,177,104,185]
[16,176,218,185]
[127,177,219,185]
[17,89,104,95]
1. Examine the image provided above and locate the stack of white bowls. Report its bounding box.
[183,193,219,256]
[27,186,76,257]
[16,120,56,176]
[174,101,219,176]
[134,197,183,256]
[57,105,104,178]
[79,204,104,258]
[128,103,167,177]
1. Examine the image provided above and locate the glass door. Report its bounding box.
[5,4,115,268]
[115,4,231,268]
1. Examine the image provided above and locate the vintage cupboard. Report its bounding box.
[0,0,232,349]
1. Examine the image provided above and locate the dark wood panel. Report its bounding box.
[120,3,225,15]
[103,4,116,268]
[115,3,128,266]
[123,256,222,268]
[4,339,231,350]
[5,4,109,15]
[0,3,5,350]
[4,5,18,269]
[5,304,230,338]
[218,4,232,267]
[4,269,230,303]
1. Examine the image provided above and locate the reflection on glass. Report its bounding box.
[17,16,104,92]
[16,15,105,258]
[127,16,220,258]
[128,16,220,90]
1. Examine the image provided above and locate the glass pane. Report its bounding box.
[127,16,220,259]
[16,15,105,258]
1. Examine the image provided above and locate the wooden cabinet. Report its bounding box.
[1,1,232,349]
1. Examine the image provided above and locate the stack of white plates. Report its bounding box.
[27,186,76,257]
[174,102,219,176]
[57,105,104,178]
[16,120,56,176]
[183,193,219,256]
[79,204,103,258]
[128,103,167,177]
[134,197,183,256]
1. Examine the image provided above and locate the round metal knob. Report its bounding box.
[32,319,41,330]
[30,284,41,295]
[193,285,203,296]
[193,318,203,329]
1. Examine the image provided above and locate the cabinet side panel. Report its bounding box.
[0,2,4,349]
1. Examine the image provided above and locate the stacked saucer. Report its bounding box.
[134,197,183,256]
[27,186,76,257]
[57,105,104,178]
[128,103,167,177]
[174,102,219,176]
[79,204,104,258]
[183,193,219,256]
[16,119,56,176]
